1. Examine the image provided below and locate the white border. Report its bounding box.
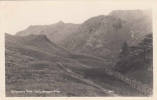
[0,0,157,100]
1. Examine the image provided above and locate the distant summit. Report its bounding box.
[57,20,64,24]
[16,21,79,44]
[6,34,70,57]
[62,10,152,60]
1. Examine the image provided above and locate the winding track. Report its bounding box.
[57,62,119,96]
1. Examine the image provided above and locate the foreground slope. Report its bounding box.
[5,34,116,96]
[5,33,144,96]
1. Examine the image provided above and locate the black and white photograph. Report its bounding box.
[0,1,156,98]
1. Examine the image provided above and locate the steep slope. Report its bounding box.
[62,10,152,61]
[110,10,152,45]
[5,33,111,96]
[16,21,79,44]
[114,34,153,86]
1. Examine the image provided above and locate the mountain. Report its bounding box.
[16,10,152,61]
[16,21,79,44]
[62,10,152,61]
[5,10,153,96]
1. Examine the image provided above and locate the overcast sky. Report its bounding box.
[0,1,153,34]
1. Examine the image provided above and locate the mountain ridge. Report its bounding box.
[16,21,80,44]
[61,10,152,60]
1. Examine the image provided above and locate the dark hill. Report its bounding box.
[62,10,152,62]
[114,34,153,86]
[5,33,70,57]
[16,21,80,44]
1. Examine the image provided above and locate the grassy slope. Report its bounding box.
[5,34,143,96]
[5,34,110,96]
[6,48,108,97]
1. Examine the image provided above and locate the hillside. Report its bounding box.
[5,33,111,96]
[62,10,152,62]
[114,34,153,86]
[5,33,145,96]
[16,21,79,44]
[6,33,70,57]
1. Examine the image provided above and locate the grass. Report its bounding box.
[5,34,151,97]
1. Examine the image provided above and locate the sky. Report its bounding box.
[0,1,153,35]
